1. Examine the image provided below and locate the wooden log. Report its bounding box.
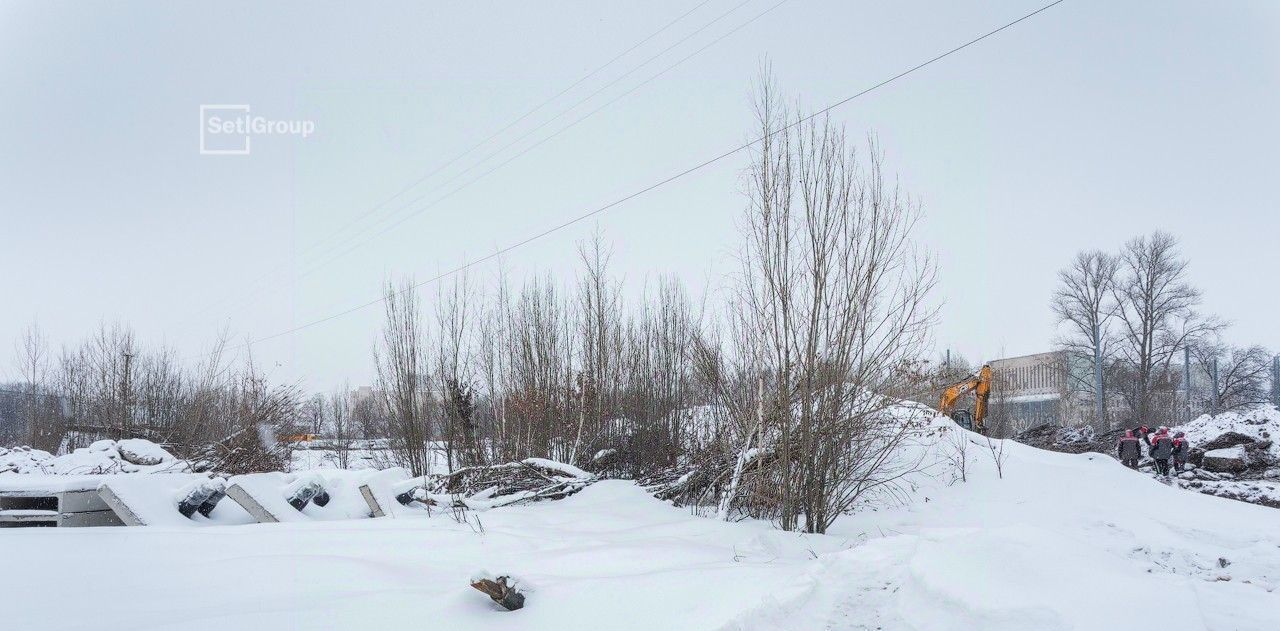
[470,576,525,611]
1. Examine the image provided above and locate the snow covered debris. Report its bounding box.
[1167,406,1280,508]
[413,459,597,511]
[0,439,188,475]
[116,438,176,466]
[1203,446,1248,473]
[1178,405,1280,460]
[520,457,593,480]
[0,446,54,473]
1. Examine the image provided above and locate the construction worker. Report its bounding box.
[1149,426,1175,477]
[1130,424,1153,449]
[1117,429,1142,469]
[1171,431,1191,473]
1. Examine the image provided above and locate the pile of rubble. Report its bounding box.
[0,439,189,475]
[1013,407,1280,510]
[414,458,597,510]
[1012,424,1123,455]
[1173,407,1280,509]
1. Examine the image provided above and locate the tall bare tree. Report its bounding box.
[1110,231,1220,425]
[328,387,355,469]
[1051,249,1118,403]
[718,75,936,533]
[13,323,61,450]
[374,279,433,475]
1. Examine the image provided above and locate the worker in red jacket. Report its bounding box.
[1130,424,1153,450]
[1149,427,1175,477]
[1171,431,1191,473]
[1117,430,1142,469]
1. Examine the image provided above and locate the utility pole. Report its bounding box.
[1273,355,1280,409]
[1183,346,1192,423]
[120,351,134,440]
[1209,356,1220,413]
[1093,322,1104,428]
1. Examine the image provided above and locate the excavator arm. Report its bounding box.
[939,364,992,432]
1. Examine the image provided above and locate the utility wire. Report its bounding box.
[186,0,1067,362]
[276,0,789,290]
[176,0,729,327]
[302,0,755,265]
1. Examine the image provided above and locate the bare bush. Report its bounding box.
[706,74,936,533]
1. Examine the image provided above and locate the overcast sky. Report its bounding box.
[2,0,1277,391]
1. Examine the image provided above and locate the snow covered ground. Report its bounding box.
[3,418,1279,630]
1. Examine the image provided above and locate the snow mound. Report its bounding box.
[0,439,188,475]
[1178,405,1280,459]
[521,457,593,480]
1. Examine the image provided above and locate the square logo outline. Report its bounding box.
[200,104,252,155]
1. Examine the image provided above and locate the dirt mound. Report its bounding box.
[1013,424,1120,455]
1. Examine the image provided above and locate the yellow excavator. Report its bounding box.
[939,364,992,432]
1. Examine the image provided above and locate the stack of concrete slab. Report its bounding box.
[225,469,420,523]
[0,476,125,527]
[0,468,430,527]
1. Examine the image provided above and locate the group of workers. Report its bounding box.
[1117,425,1191,477]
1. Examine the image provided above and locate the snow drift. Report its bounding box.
[2,409,1278,629]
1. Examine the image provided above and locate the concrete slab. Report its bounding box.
[96,485,146,526]
[59,509,125,527]
[59,488,111,513]
[0,509,59,525]
[224,482,284,523]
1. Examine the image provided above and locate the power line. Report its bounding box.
[186,0,1068,362]
[174,0,731,329]
[304,0,755,264]
[272,0,790,290]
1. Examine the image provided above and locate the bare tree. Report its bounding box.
[13,323,62,450]
[435,274,481,469]
[1051,249,1118,408]
[941,426,969,485]
[1110,232,1220,426]
[717,74,936,533]
[328,387,354,469]
[1192,341,1273,413]
[982,435,1008,479]
[374,279,433,475]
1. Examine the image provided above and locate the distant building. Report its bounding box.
[985,350,1208,431]
[988,351,1076,429]
[350,386,380,405]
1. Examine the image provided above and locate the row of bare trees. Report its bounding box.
[4,76,941,533]
[1052,232,1272,427]
[4,323,300,473]
[360,76,938,533]
[369,246,702,478]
